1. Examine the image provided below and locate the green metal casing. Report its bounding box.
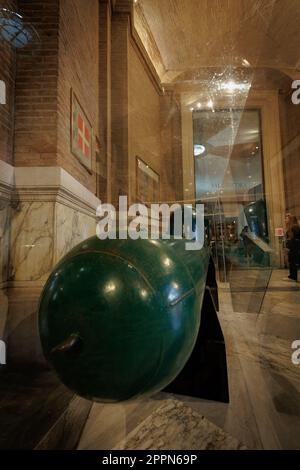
[39,236,210,402]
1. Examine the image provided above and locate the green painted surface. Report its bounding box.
[39,237,210,402]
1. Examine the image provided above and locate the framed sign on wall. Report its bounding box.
[136,157,160,203]
[71,89,93,172]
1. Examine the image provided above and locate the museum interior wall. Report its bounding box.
[279,85,300,218]
[128,39,161,202]
[176,70,290,267]
[0,0,16,339]
[0,0,183,364]
[110,1,181,205]
[0,0,299,365]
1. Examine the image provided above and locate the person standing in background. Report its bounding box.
[240,226,252,259]
[284,214,300,282]
[283,213,293,268]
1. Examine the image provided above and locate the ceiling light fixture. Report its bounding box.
[0,7,39,48]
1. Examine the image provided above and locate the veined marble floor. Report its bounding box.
[78,269,300,450]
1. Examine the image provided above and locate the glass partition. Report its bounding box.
[194,108,272,312]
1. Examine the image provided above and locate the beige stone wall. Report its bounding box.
[160,93,183,203]
[128,41,161,202]
[110,2,184,206]
[279,87,300,219]
[111,10,130,205]
[99,1,112,202]
[127,42,183,204]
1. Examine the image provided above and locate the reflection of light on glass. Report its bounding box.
[197,102,201,109]
[249,208,253,213]
[0,9,32,48]
[242,58,251,67]
[140,289,148,299]
[194,144,206,157]
[3,8,22,19]
[168,282,179,303]
[207,99,213,108]
[24,244,35,248]
[218,81,250,92]
[163,257,171,267]
[190,107,194,112]
[104,282,116,294]
[171,311,182,331]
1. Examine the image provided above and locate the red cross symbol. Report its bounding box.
[77,114,90,158]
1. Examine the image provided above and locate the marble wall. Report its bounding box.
[2,166,100,364]
[9,202,55,283]
[0,204,10,337]
[0,161,14,338]
[54,204,96,264]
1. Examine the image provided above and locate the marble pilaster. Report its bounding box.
[5,166,101,364]
[0,160,14,338]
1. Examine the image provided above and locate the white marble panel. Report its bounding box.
[0,203,10,285]
[14,166,100,212]
[0,160,14,337]
[9,202,55,282]
[54,203,97,263]
[0,204,10,337]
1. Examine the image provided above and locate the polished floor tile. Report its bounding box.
[78,269,300,450]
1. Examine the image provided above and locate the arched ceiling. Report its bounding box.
[134,0,300,84]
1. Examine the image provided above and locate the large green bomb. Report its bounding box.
[39,236,210,402]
